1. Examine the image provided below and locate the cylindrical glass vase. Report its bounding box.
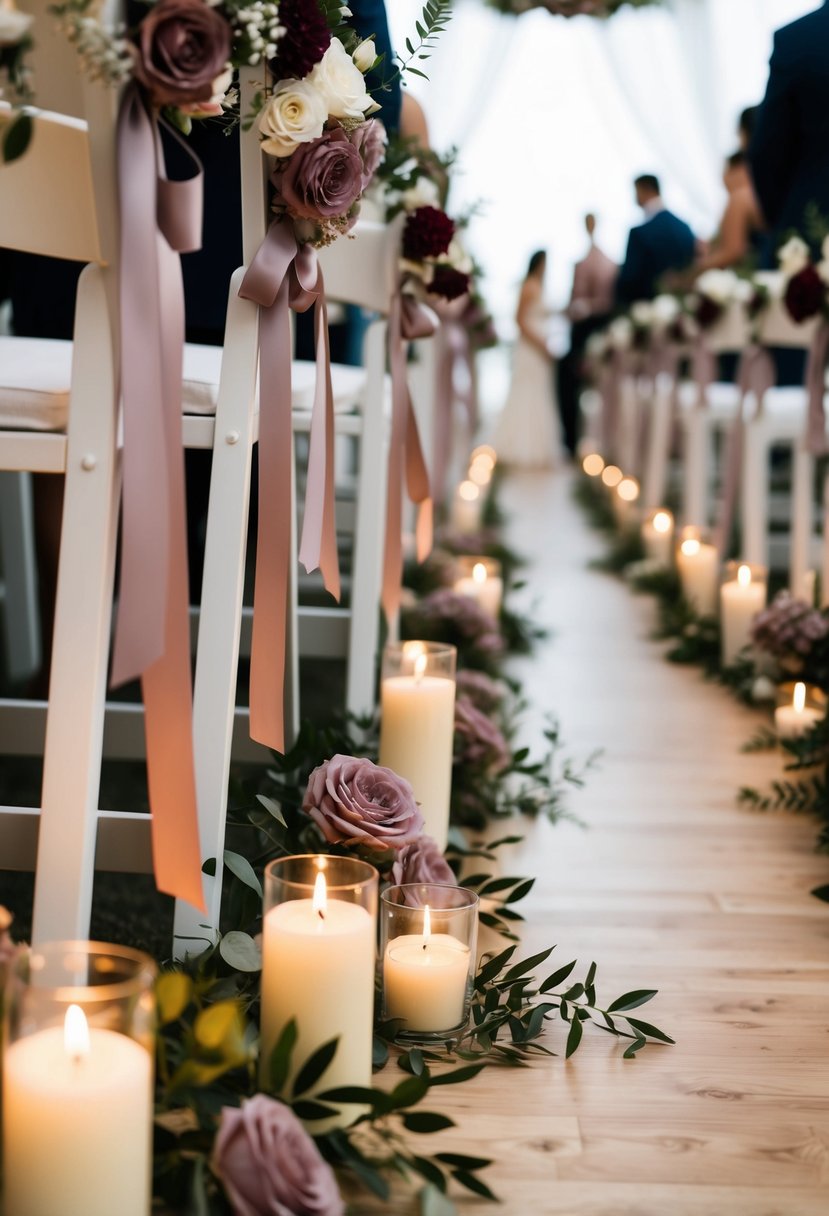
[260,855,378,1126]
[2,941,156,1216]
[381,884,478,1043]
[378,641,457,850]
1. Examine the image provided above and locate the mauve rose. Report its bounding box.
[131,0,231,107]
[785,264,825,323]
[455,669,504,715]
[303,754,424,849]
[278,127,364,221]
[348,119,386,189]
[454,696,510,775]
[212,1095,343,1216]
[391,835,454,887]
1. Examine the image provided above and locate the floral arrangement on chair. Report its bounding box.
[0,0,33,161]
[778,235,829,324]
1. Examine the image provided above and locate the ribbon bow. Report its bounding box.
[112,82,205,911]
[238,220,340,753]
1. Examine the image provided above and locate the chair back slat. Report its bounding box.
[319,214,403,314]
[0,106,102,263]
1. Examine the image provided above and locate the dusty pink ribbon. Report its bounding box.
[382,290,435,625]
[238,220,340,753]
[691,334,717,404]
[805,320,829,455]
[432,316,475,505]
[112,83,204,911]
[712,345,776,558]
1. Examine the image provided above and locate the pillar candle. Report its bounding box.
[642,509,674,567]
[677,536,719,616]
[383,906,470,1033]
[260,871,375,1123]
[453,560,503,619]
[720,564,766,666]
[379,651,456,850]
[450,480,482,534]
[3,1006,152,1216]
[775,682,823,740]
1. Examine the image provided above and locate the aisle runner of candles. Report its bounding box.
[0,447,674,1216]
[576,456,829,903]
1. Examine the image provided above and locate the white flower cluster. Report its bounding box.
[233,1,284,67]
[778,233,829,287]
[58,14,132,87]
[0,1,32,48]
[694,267,749,305]
[258,37,378,157]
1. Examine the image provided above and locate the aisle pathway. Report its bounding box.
[388,469,829,1216]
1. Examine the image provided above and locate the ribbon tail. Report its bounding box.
[805,322,829,455]
[298,273,340,600]
[382,294,409,625]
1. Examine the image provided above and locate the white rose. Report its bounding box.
[608,316,633,350]
[733,278,754,304]
[310,37,375,121]
[440,237,473,275]
[0,2,32,46]
[585,333,607,359]
[822,234,829,264]
[652,294,680,325]
[696,268,738,304]
[817,260,829,287]
[352,38,376,73]
[401,176,441,211]
[258,79,327,158]
[778,235,810,278]
[631,300,654,327]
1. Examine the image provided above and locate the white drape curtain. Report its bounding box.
[388,0,820,322]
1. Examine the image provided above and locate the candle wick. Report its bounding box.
[422,941,427,951]
[317,909,325,921]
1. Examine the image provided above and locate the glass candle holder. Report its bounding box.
[450,479,482,534]
[613,476,640,530]
[774,681,826,740]
[720,561,767,667]
[378,641,457,851]
[381,884,479,1043]
[260,855,378,1124]
[641,508,674,567]
[452,556,503,620]
[2,941,156,1216]
[676,526,719,617]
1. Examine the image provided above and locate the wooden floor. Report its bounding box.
[367,469,829,1216]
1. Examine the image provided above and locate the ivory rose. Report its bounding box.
[352,38,376,73]
[0,1,32,47]
[309,37,377,120]
[259,78,327,158]
[778,235,810,279]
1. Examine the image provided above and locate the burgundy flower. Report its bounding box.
[303,755,424,850]
[391,836,455,887]
[277,126,364,221]
[212,1096,343,1216]
[428,265,472,302]
[269,0,330,82]
[402,206,455,261]
[454,696,510,775]
[785,264,825,324]
[131,0,232,107]
[694,295,724,330]
[348,119,386,190]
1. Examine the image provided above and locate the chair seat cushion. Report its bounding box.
[0,336,370,431]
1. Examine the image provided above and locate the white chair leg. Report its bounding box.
[642,374,673,510]
[683,408,709,528]
[173,282,260,957]
[0,471,41,681]
[789,441,814,596]
[617,376,638,476]
[284,430,300,746]
[346,317,388,717]
[31,266,119,946]
[741,419,768,567]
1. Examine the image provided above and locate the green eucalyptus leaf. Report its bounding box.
[3,112,32,164]
[607,989,659,1013]
[219,931,262,973]
[474,946,517,990]
[256,794,287,827]
[403,1111,455,1133]
[624,1017,675,1045]
[435,1153,492,1170]
[539,959,576,992]
[316,1085,381,1107]
[501,947,553,984]
[223,850,263,897]
[292,1037,339,1096]
[428,1064,484,1086]
[452,1170,498,1200]
[623,1036,648,1059]
[268,1019,298,1094]
[503,878,535,904]
[411,1156,447,1191]
[292,1099,338,1121]
[565,1012,583,1058]
[372,1035,389,1070]
[388,1074,430,1109]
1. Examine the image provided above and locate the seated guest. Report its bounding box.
[615,174,695,304]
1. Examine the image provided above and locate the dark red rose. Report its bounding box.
[131,0,231,107]
[785,264,826,324]
[402,206,455,261]
[269,0,330,81]
[695,295,724,329]
[428,264,471,302]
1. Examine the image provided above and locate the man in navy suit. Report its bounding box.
[615,174,696,304]
[749,0,829,259]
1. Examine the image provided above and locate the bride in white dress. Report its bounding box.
[493,250,563,469]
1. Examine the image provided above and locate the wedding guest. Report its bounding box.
[749,2,829,259]
[691,153,764,276]
[738,106,758,154]
[615,174,695,304]
[557,214,617,455]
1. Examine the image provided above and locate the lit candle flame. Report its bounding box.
[458,480,480,503]
[737,564,751,588]
[794,682,806,713]
[64,1004,90,1063]
[472,562,487,585]
[582,453,605,477]
[313,870,327,920]
[617,477,639,503]
[601,464,622,488]
[422,904,431,950]
[414,651,428,682]
[681,538,700,557]
[653,511,671,534]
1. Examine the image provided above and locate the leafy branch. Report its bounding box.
[392,0,454,84]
